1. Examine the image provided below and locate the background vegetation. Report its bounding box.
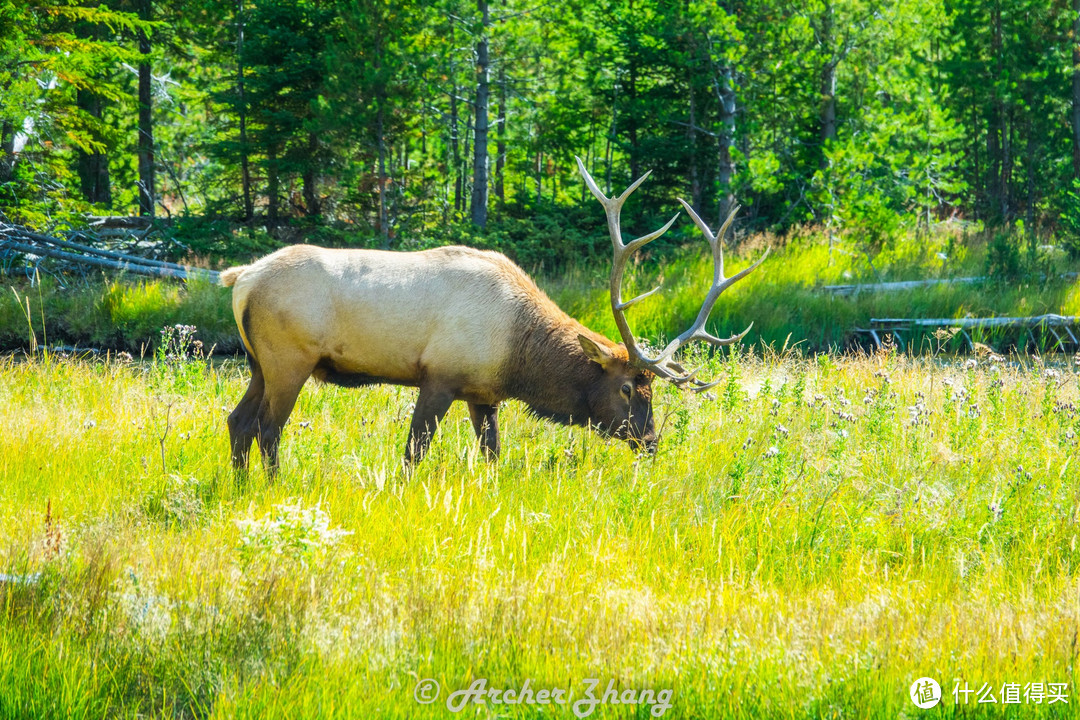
[6,0,1080,267]
[5,226,1080,355]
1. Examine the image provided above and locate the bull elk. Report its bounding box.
[220,157,767,473]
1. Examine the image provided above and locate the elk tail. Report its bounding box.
[219,265,250,288]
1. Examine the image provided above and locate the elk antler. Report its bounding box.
[575,156,768,391]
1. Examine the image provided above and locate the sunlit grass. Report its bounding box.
[1,346,1078,718]
[552,231,1080,352]
[3,227,1080,356]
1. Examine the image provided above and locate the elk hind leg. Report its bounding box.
[256,358,314,476]
[467,402,500,461]
[228,360,266,471]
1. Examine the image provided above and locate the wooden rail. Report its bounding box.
[855,314,1080,353]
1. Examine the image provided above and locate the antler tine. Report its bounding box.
[649,205,767,355]
[679,200,740,280]
[678,199,722,247]
[685,376,725,392]
[577,156,766,388]
[697,320,756,347]
[576,156,678,365]
[576,156,610,206]
[653,357,730,392]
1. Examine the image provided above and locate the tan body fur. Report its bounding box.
[222,244,656,471]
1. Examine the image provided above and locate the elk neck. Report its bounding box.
[503,310,608,427]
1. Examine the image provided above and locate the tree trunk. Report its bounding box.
[377,104,388,247]
[267,148,279,221]
[819,64,836,154]
[688,79,700,213]
[451,88,462,213]
[76,87,111,206]
[627,58,640,181]
[495,64,506,202]
[463,111,472,205]
[237,0,253,221]
[137,0,155,217]
[1026,109,1035,232]
[1073,0,1080,178]
[470,0,490,228]
[303,132,320,216]
[990,1,1008,220]
[536,150,542,205]
[987,113,1000,218]
[818,1,836,170]
[402,134,409,194]
[74,16,110,207]
[606,80,618,193]
[1000,104,1011,220]
[0,121,14,184]
[716,63,737,235]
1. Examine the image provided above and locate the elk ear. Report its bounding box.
[578,334,617,369]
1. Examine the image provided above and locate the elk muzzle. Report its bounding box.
[630,432,658,455]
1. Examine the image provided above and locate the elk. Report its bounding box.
[220,157,767,473]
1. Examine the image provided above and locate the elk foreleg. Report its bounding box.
[405,385,456,465]
[467,402,500,461]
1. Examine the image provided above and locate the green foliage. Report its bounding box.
[941,0,1072,224]
[474,205,603,270]
[5,0,1075,247]
[4,0,1080,296]
[982,224,1062,283]
[167,216,284,263]
[984,230,1026,282]
[0,0,156,223]
[1057,179,1080,260]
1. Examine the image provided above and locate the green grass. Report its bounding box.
[1,346,1078,718]
[3,227,1079,355]
[549,229,1080,352]
[1,274,238,354]
[1,227,1079,717]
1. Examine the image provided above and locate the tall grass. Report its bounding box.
[2,227,1079,355]
[1,275,236,354]
[550,231,1080,352]
[1,344,1078,718]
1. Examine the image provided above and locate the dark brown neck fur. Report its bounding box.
[503,308,611,427]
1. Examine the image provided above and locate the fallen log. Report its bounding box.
[0,236,217,282]
[0,221,218,282]
[86,215,154,229]
[39,230,198,273]
[822,273,1078,295]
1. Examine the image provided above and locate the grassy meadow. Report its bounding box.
[2,227,1080,718]
[1,345,1079,718]
[4,225,1080,356]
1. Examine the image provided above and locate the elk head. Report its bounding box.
[577,333,658,453]
[576,156,768,449]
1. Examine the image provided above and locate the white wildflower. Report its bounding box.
[237,499,352,565]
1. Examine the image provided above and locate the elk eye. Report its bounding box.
[621,382,633,398]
